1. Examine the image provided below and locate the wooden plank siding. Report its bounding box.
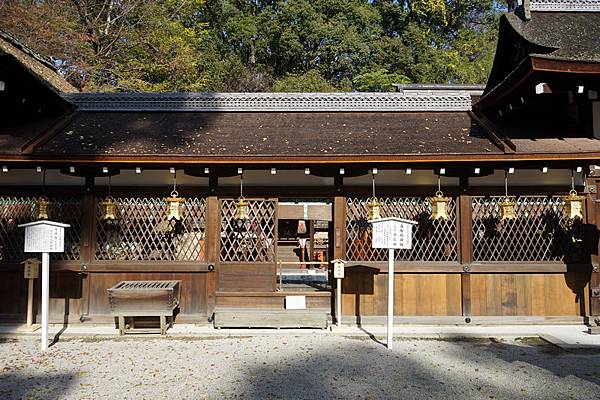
[470,273,583,316]
[341,273,462,316]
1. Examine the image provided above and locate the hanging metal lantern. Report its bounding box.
[35,197,50,220]
[430,191,450,220]
[564,189,585,220]
[166,190,185,221]
[99,196,119,221]
[234,196,249,221]
[499,197,516,220]
[367,197,381,220]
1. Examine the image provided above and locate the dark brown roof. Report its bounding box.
[506,12,600,63]
[0,28,77,93]
[33,111,500,157]
[483,11,600,98]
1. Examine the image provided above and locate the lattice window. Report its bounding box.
[345,197,458,262]
[220,199,277,262]
[472,196,584,262]
[94,197,206,261]
[0,196,82,262]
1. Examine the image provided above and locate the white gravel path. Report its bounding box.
[0,335,599,399]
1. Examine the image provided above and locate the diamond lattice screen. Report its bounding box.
[94,197,206,261]
[472,196,583,262]
[345,197,458,262]
[220,199,277,262]
[0,196,82,262]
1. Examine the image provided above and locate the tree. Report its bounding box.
[0,0,502,91]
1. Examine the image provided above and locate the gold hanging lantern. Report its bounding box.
[499,197,516,220]
[35,197,50,220]
[367,197,381,220]
[430,191,450,220]
[234,196,249,221]
[166,190,185,221]
[99,196,119,220]
[564,189,585,220]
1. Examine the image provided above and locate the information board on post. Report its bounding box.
[371,217,416,250]
[19,221,70,351]
[23,223,66,253]
[370,217,417,350]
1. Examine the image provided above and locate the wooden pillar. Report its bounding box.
[458,194,472,320]
[79,177,96,323]
[333,197,346,260]
[204,196,220,317]
[333,197,346,323]
[586,176,600,331]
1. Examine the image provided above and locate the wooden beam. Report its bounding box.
[468,111,517,153]
[532,57,600,74]
[5,151,600,164]
[51,263,214,273]
[20,112,77,155]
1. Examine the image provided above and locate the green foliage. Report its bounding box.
[0,0,501,91]
[272,70,338,92]
[353,69,410,92]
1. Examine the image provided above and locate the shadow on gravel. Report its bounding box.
[476,337,600,387]
[0,372,76,399]
[237,338,549,399]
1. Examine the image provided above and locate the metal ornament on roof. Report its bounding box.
[564,170,585,220]
[234,173,250,230]
[166,170,185,221]
[100,197,118,221]
[430,175,450,220]
[367,174,382,221]
[35,169,49,220]
[35,197,50,220]
[100,176,118,221]
[500,171,516,221]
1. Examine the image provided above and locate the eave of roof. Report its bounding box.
[0,28,77,93]
[61,91,474,112]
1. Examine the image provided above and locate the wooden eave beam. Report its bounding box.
[476,56,600,113]
[474,57,534,112]
[1,152,600,165]
[468,111,517,153]
[531,57,600,74]
[20,111,77,155]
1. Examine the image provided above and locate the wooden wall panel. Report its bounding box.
[217,263,275,292]
[470,273,584,316]
[43,272,210,320]
[0,272,29,318]
[341,273,462,316]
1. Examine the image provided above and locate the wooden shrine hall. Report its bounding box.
[1,0,600,330]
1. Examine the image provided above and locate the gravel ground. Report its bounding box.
[0,334,599,400]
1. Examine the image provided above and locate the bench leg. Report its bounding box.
[118,316,125,336]
[160,315,166,335]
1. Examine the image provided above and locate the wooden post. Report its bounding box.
[458,194,472,320]
[387,248,394,349]
[204,196,220,317]
[41,252,49,351]
[587,176,600,332]
[27,278,34,327]
[333,197,346,325]
[336,277,342,326]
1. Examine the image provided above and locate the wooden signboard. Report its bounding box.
[21,221,69,253]
[370,217,417,350]
[371,217,416,250]
[18,221,70,351]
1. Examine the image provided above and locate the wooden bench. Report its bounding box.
[107,280,181,335]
